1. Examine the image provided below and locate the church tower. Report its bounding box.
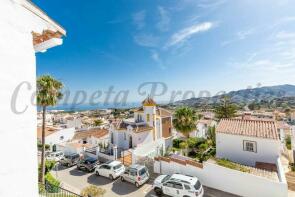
[142,96,157,128]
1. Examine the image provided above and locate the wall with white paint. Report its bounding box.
[45,128,75,148]
[0,1,64,196]
[216,133,281,166]
[154,158,287,197]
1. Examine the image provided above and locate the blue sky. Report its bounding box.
[35,0,295,104]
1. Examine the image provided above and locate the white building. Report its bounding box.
[0,1,65,196]
[72,128,109,146]
[216,119,281,167]
[109,97,173,155]
[189,119,217,138]
[37,127,75,151]
[65,116,82,129]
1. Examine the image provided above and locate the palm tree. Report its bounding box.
[37,75,63,184]
[214,96,237,119]
[173,107,197,138]
[94,119,103,127]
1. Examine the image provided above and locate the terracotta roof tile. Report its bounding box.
[156,108,172,117]
[73,128,108,140]
[37,127,57,139]
[216,119,279,140]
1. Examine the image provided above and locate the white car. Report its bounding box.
[95,161,125,180]
[153,174,204,197]
[46,151,64,162]
[120,164,150,188]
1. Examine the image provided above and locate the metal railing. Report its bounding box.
[39,183,81,197]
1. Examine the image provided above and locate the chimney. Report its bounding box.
[242,112,252,120]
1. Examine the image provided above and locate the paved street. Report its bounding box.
[52,165,238,197]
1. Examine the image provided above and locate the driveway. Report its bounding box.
[52,165,238,197]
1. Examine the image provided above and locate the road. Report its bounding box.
[52,165,238,197]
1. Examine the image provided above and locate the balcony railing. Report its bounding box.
[39,183,81,197]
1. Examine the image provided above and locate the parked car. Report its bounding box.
[46,151,64,162]
[95,161,125,180]
[153,174,204,197]
[59,153,80,167]
[77,157,99,172]
[120,164,149,187]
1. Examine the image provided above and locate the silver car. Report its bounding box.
[120,164,150,188]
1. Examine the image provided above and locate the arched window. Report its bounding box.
[146,114,150,122]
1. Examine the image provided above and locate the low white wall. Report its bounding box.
[154,159,288,197]
[216,133,281,166]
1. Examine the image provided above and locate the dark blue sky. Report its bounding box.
[35,0,295,103]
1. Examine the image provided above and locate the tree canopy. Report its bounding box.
[214,96,237,119]
[173,107,197,137]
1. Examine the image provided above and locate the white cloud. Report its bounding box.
[166,22,214,47]
[197,0,227,9]
[134,34,159,47]
[156,6,170,32]
[132,10,146,29]
[221,28,255,47]
[237,29,255,40]
[151,51,166,69]
[276,31,295,39]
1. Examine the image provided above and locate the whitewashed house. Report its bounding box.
[37,127,75,151]
[216,119,281,167]
[189,119,217,138]
[109,97,173,158]
[71,128,109,146]
[0,1,65,196]
[65,116,82,129]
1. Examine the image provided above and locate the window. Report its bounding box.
[184,184,191,190]
[243,140,257,152]
[138,167,147,176]
[146,114,150,122]
[59,136,64,140]
[194,181,201,190]
[174,183,183,189]
[130,169,137,176]
[164,181,175,188]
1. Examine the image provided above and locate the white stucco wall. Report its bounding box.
[154,158,287,197]
[46,128,75,147]
[0,1,64,196]
[0,2,36,196]
[216,133,281,166]
[143,106,156,127]
[66,118,82,129]
[132,131,153,147]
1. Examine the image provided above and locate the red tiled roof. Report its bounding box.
[73,128,108,140]
[37,127,57,139]
[216,119,279,140]
[156,108,172,117]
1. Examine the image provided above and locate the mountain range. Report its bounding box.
[172,84,295,107]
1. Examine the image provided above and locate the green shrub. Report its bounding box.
[290,163,295,171]
[81,185,106,197]
[37,143,50,150]
[38,160,57,178]
[286,136,292,150]
[45,144,50,150]
[199,143,209,151]
[173,138,184,149]
[45,173,60,193]
[216,159,250,173]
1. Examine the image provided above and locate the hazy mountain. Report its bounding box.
[172,84,295,107]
